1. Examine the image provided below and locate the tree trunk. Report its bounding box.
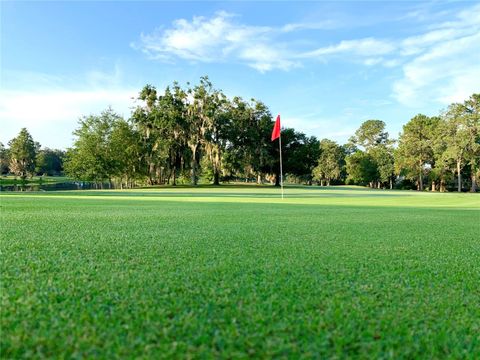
[389,178,393,190]
[275,173,280,187]
[213,149,220,186]
[213,171,220,186]
[327,179,330,186]
[440,178,446,192]
[470,164,477,192]
[212,155,220,185]
[191,161,197,185]
[172,166,177,186]
[457,159,462,192]
[190,144,198,186]
[418,169,423,191]
[257,174,262,184]
[431,180,436,192]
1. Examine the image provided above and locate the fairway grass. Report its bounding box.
[1,186,479,358]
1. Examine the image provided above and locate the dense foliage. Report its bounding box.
[2,78,478,191]
[63,77,319,188]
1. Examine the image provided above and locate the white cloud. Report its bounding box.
[281,20,338,32]
[363,57,384,66]
[302,38,396,58]
[134,11,288,70]
[0,65,142,149]
[134,13,399,71]
[0,88,137,149]
[134,11,353,72]
[400,28,464,56]
[393,33,480,106]
[239,45,299,73]
[85,64,124,88]
[393,4,480,106]
[282,113,359,144]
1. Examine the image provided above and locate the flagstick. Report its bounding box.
[279,133,284,199]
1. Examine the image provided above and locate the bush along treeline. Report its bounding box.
[2,77,478,192]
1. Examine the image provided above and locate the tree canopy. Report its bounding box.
[8,128,37,180]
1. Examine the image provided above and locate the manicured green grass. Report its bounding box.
[1,186,479,358]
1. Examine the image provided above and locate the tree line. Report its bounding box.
[314,93,479,192]
[1,77,478,192]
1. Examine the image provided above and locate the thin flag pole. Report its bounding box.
[271,114,284,199]
[279,132,284,199]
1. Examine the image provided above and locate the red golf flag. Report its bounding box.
[271,115,281,141]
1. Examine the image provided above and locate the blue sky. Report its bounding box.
[1,1,479,149]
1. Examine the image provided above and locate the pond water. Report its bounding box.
[0,182,101,192]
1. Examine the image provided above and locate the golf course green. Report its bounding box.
[1,186,479,358]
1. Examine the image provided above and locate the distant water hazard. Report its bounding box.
[0,182,100,192]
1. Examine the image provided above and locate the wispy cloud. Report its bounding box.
[285,115,359,144]
[281,20,338,32]
[393,3,480,106]
[0,88,136,126]
[133,12,398,70]
[393,32,480,106]
[134,12,401,70]
[133,11,292,72]
[0,68,138,149]
[302,38,395,58]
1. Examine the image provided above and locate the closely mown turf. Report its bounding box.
[1,186,479,358]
